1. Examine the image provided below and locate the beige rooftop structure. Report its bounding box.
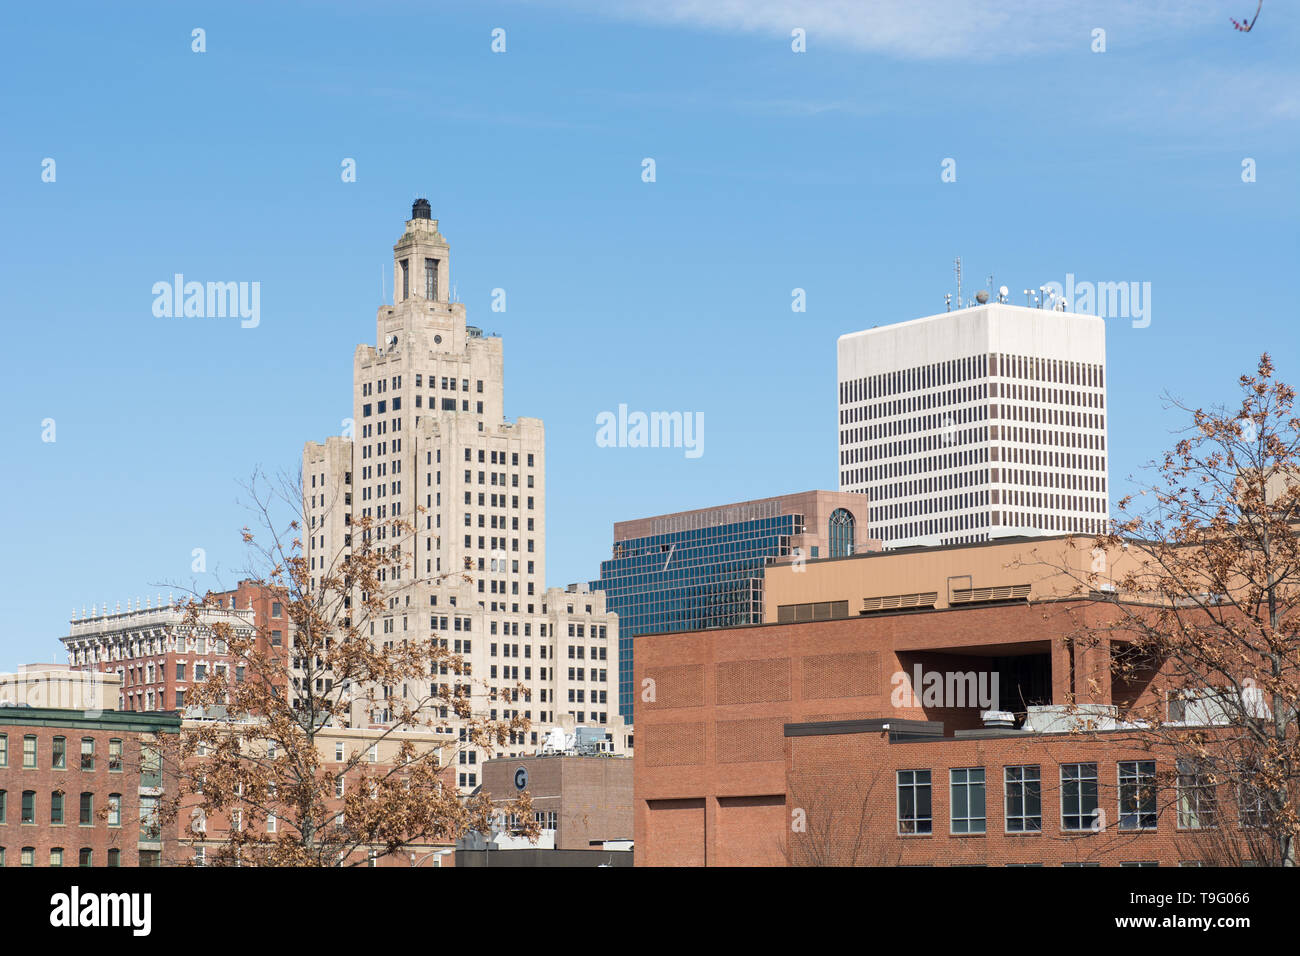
[765,532,1142,623]
[0,664,121,713]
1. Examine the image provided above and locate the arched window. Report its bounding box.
[829,509,855,558]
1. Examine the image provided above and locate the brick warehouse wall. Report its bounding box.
[632,599,1155,866]
[787,728,1217,867]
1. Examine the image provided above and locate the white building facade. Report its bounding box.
[302,201,628,791]
[838,303,1109,549]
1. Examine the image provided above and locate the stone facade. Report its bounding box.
[302,202,628,791]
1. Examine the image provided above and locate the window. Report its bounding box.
[272,602,282,617]
[109,739,122,772]
[108,793,121,827]
[425,258,438,300]
[50,847,63,867]
[1239,779,1267,829]
[1061,763,1099,831]
[897,770,932,834]
[1177,760,1216,830]
[50,791,64,825]
[140,796,161,841]
[52,736,66,770]
[21,847,34,867]
[950,768,985,834]
[368,744,378,763]
[80,738,95,771]
[79,793,94,826]
[335,741,344,761]
[0,733,6,767]
[1119,761,1157,831]
[79,848,93,867]
[139,850,161,867]
[828,508,855,557]
[23,735,36,768]
[21,791,35,824]
[0,789,5,823]
[107,849,120,867]
[1003,765,1041,833]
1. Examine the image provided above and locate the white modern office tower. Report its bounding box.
[837,303,1109,549]
[302,201,629,790]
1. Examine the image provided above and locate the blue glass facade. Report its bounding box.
[591,513,805,724]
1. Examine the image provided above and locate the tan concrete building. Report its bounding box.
[0,664,120,713]
[302,201,627,790]
[764,531,1138,623]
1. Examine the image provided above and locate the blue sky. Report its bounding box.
[1,1,1296,666]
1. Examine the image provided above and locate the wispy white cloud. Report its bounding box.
[532,0,1224,60]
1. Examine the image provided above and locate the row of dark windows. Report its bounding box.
[839,352,1104,406]
[895,761,1229,836]
[0,734,122,771]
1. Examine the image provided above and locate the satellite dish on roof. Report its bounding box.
[975,290,990,304]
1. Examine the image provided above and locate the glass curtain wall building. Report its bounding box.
[590,492,873,723]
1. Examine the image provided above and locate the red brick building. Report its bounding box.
[0,706,181,867]
[62,580,288,712]
[783,718,1228,866]
[632,534,1255,866]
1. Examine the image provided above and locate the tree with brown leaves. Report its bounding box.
[165,471,537,866]
[1068,354,1299,866]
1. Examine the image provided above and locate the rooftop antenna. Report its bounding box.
[954,257,963,309]
[944,293,952,312]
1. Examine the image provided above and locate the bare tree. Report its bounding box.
[785,770,902,866]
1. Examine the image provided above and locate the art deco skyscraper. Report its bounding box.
[303,201,627,790]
